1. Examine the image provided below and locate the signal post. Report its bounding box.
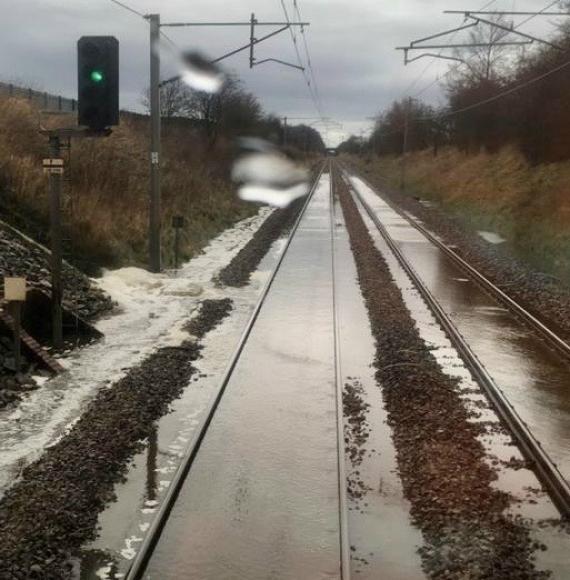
[40,36,119,349]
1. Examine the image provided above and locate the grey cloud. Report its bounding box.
[0,0,555,145]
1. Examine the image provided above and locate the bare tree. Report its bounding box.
[141,80,195,119]
[143,75,264,142]
[449,16,515,85]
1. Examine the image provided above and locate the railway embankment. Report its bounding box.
[0,96,257,273]
[347,147,570,342]
[0,221,114,409]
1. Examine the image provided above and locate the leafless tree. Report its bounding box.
[143,75,263,142]
[141,80,194,119]
[449,16,515,86]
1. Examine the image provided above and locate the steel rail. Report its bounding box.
[343,168,570,519]
[352,172,570,362]
[329,161,352,580]
[125,163,327,580]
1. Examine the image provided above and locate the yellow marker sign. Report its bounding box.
[4,277,27,301]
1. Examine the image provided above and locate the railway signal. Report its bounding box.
[78,36,119,131]
[39,37,119,348]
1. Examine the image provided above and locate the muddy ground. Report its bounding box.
[351,164,570,344]
[336,170,551,579]
[0,298,233,579]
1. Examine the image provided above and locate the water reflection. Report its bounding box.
[79,549,120,580]
[146,427,158,503]
[352,177,570,481]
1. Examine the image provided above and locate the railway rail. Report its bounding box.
[340,164,570,520]
[116,161,570,580]
[124,164,352,580]
[352,170,570,361]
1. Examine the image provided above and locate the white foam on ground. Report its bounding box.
[479,230,506,244]
[0,208,272,496]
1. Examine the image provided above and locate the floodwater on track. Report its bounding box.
[143,174,341,580]
[77,229,289,578]
[348,176,570,578]
[350,176,570,484]
[333,194,426,579]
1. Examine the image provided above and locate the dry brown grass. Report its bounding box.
[367,146,570,227]
[0,96,256,273]
[353,146,570,281]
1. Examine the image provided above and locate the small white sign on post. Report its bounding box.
[4,277,27,302]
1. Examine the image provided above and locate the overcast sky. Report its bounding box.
[0,0,560,145]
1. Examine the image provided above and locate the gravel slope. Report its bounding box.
[0,222,113,321]
[215,197,305,288]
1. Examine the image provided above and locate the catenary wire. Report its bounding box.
[292,0,325,114]
[107,0,145,19]
[410,0,561,100]
[372,1,570,140]
[279,0,325,118]
[402,0,500,97]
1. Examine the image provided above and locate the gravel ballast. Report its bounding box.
[337,171,550,579]
[0,223,114,321]
[215,197,305,288]
[185,298,233,339]
[0,298,234,579]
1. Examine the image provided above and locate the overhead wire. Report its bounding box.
[373,0,570,141]
[279,0,325,119]
[439,56,570,118]
[410,0,561,100]
[370,0,499,136]
[107,0,145,19]
[515,0,561,28]
[403,0,500,97]
[160,30,182,53]
[292,0,325,114]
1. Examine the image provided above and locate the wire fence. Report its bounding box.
[0,81,77,113]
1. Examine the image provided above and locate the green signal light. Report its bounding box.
[90,70,104,83]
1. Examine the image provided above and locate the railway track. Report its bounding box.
[125,164,352,580]
[114,161,569,580]
[340,164,570,520]
[352,170,570,362]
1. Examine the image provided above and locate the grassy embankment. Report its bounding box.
[0,96,258,274]
[354,146,570,284]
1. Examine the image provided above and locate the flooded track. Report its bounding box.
[124,165,429,580]
[125,167,352,580]
[331,172,425,579]
[342,166,570,516]
[107,163,570,580]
